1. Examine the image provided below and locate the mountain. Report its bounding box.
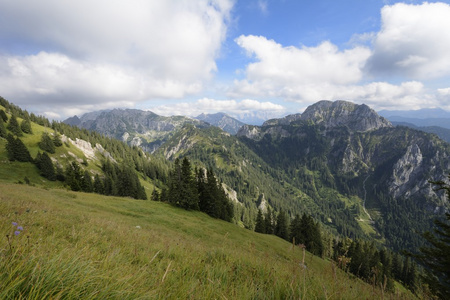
[1,97,446,296]
[41,99,450,252]
[238,100,449,251]
[379,107,450,129]
[64,109,210,153]
[195,112,245,135]
[392,121,450,144]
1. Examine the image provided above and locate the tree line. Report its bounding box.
[151,157,234,222]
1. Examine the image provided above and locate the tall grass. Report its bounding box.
[0,182,416,299]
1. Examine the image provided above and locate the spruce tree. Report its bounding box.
[20,118,32,134]
[168,158,182,205]
[7,115,22,136]
[93,174,104,194]
[289,214,301,244]
[39,132,56,153]
[275,209,289,240]
[255,209,265,233]
[81,170,93,192]
[265,207,274,234]
[65,161,82,191]
[0,109,7,122]
[53,132,63,147]
[35,151,56,180]
[151,189,160,201]
[0,118,7,138]
[5,134,32,162]
[180,157,198,210]
[414,212,450,298]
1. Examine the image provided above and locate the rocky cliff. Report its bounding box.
[300,100,392,132]
[64,109,209,153]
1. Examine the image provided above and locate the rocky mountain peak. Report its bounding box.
[300,100,392,132]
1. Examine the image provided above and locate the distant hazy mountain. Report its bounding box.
[195,112,245,135]
[392,122,450,144]
[63,108,209,153]
[378,108,450,129]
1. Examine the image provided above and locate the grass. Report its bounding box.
[0,182,416,299]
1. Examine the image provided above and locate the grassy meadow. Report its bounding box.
[0,182,416,299]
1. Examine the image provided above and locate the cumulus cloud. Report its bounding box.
[148,98,286,120]
[234,35,370,87]
[365,2,450,79]
[0,0,233,117]
[230,2,450,111]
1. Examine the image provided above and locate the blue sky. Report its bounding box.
[1,0,450,121]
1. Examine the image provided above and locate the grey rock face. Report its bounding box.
[300,100,392,132]
[195,112,245,135]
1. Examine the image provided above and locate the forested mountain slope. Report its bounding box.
[237,100,450,251]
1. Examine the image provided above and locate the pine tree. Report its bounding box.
[93,174,104,194]
[53,132,63,147]
[275,209,289,240]
[151,189,160,201]
[7,115,22,136]
[5,134,32,162]
[65,161,82,191]
[255,209,265,233]
[39,132,56,153]
[413,212,450,298]
[0,110,7,122]
[0,118,7,138]
[81,170,93,192]
[35,151,56,180]
[265,207,274,234]
[168,158,182,205]
[289,214,301,244]
[20,118,32,134]
[180,157,198,210]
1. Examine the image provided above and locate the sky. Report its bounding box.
[1,0,450,122]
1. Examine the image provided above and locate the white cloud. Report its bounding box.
[147,98,286,120]
[230,2,450,111]
[365,2,450,79]
[0,0,233,115]
[235,35,370,87]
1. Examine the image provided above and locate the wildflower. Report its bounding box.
[12,222,18,226]
[14,231,21,236]
[136,225,141,229]
[17,226,23,231]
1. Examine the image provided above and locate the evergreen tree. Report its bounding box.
[93,174,104,194]
[5,134,32,162]
[289,214,301,244]
[0,109,7,122]
[168,158,182,205]
[413,212,450,298]
[0,118,7,138]
[275,209,289,240]
[265,207,274,234]
[180,157,198,209]
[35,151,56,180]
[20,118,32,134]
[81,170,93,193]
[39,132,56,153]
[151,189,160,201]
[168,157,198,209]
[56,164,65,181]
[7,115,22,136]
[53,132,63,147]
[255,209,265,233]
[65,161,82,191]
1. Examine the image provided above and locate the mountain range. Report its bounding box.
[62,99,450,252]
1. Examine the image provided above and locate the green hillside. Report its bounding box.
[0,182,415,299]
